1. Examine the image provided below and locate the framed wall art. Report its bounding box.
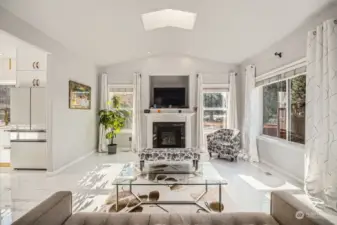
[69,80,91,109]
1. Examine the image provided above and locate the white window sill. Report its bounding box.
[257,135,305,152]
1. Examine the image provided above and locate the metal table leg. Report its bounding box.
[219,183,222,212]
[116,184,119,211]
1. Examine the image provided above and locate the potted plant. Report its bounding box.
[99,96,130,154]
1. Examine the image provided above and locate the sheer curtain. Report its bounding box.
[242,65,261,162]
[305,19,337,212]
[196,74,205,151]
[98,73,108,153]
[132,73,142,153]
[227,72,238,129]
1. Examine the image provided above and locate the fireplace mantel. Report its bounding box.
[145,112,195,148]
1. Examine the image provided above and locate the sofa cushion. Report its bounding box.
[64,212,279,225]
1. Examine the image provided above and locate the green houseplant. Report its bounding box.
[99,96,130,154]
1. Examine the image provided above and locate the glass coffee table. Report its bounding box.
[112,162,228,213]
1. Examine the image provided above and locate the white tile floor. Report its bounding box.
[0,151,307,224]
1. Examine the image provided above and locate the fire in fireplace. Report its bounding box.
[153,122,185,148]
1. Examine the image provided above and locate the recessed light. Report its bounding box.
[148,52,151,54]
[141,9,197,31]
[0,53,3,56]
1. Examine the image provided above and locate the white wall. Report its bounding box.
[102,54,237,83]
[100,54,238,148]
[238,2,337,182]
[0,6,98,172]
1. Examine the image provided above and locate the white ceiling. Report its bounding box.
[0,30,26,59]
[0,0,333,66]
[0,30,45,59]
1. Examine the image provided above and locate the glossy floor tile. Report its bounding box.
[0,151,307,224]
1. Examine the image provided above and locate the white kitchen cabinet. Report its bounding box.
[11,141,46,169]
[31,88,46,129]
[16,48,47,71]
[0,129,10,148]
[10,88,30,125]
[16,71,46,87]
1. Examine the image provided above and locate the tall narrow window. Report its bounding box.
[203,90,228,131]
[289,75,306,144]
[263,81,287,140]
[109,87,134,131]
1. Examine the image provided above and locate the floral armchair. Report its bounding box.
[206,129,241,161]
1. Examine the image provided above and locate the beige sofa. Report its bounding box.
[12,191,332,225]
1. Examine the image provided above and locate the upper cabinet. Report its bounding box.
[16,71,47,87]
[16,47,47,71]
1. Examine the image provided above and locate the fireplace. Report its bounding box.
[153,122,185,148]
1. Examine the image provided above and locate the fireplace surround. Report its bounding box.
[145,112,194,149]
[153,122,185,148]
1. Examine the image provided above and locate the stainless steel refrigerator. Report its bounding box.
[9,87,47,169]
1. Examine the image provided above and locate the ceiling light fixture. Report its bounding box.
[141,9,197,31]
[0,53,3,56]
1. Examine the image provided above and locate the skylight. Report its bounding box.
[141,9,197,31]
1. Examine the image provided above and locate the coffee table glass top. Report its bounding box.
[113,162,227,185]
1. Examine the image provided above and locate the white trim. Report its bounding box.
[260,159,304,184]
[202,84,229,89]
[0,81,16,85]
[256,58,307,82]
[108,84,134,89]
[148,74,190,77]
[46,150,94,176]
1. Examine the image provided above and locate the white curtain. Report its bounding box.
[98,73,109,152]
[242,65,261,162]
[305,19,337,212]
[196,74,205,151]
[227,72,238,129]
[132,73,142,152]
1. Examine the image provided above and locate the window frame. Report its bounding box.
[260,72,306,145]
[108,84,134,133]
[202,85,229,133]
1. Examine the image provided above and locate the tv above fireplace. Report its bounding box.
[153,88,186,108]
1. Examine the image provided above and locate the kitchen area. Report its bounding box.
[0,30,48,170]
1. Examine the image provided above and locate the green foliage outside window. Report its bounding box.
[99,96,130,145]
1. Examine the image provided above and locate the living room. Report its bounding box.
[1,1,337,225]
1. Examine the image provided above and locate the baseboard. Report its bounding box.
[260,159,304,184]
[0,162,11,167]
[47,150,95,176]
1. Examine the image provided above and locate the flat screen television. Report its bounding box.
[153,88,186,108]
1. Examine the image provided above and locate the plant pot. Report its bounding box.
[108,144,117,155]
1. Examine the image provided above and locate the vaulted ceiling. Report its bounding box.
[0,0,334,66]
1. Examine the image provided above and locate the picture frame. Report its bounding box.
[69,80,91,109]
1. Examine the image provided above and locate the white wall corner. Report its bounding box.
[46,150,95,176]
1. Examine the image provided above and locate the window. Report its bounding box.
[0,85,14,126]
[262,75,306,144]
[108,87,134,131]
[202,90,228,131]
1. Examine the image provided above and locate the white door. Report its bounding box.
[31,88,46,129]
[10,88,30,125]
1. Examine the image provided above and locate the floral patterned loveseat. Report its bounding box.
[206,129,241,161]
